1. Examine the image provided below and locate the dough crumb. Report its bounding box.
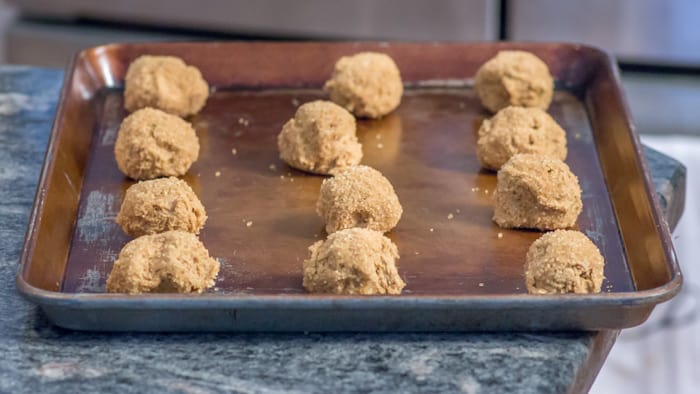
[106,231,219,294]
[124,55,209,117]
[474,50,554,113]
[497,232,504,239]
[246,221,253,227]
[316,165,402,234]
[277,100,362,175]
[493,154,582,230]
[477,106,567,170]
[526,230,605,294]
[302,228,405,295]
[429,228,434,232]
[231,148,237,155]
[114,107,199,180]
[215,171,221,177]
[324,52,403,118]
[447,213,454,220]
[116,177,206,237]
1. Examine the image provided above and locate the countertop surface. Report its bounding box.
[0,66,686,394]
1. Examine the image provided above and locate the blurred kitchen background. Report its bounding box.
[0,0,697,392]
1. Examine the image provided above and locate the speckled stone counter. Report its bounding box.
[0,66,685,394]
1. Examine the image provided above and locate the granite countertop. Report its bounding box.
[0,66,686,394]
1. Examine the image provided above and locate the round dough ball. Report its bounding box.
[116,177,207,237]
[114,107,200,180]
[526,230,605,294]
[303,228,405,295]
[474,51,554,113]
[493,154,581,230]
[105,230,219,294]
[324,52,403,118]
[477,106,567,170]
[316,165,402,234]
[277,100,362,175]
[124,55,209,117]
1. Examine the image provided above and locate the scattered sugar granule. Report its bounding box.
[377,143,384,149]
[484,189,489,194]
[234,130,243,137]
[215,171,221,177]
[375,134,382,140]
[429,228,434,232]
[245,221,253,227]
[291,98,300,106]
[280,175,285,180]
[231,148,237,155]
[478,283,485,287]
[447,213,454,220]
[497,232,504,239]
[471,187,479,192]
[269,164,277,171]
[455,208,461,213]
[574,132,582,140]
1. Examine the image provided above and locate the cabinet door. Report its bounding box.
[508,0,700,66]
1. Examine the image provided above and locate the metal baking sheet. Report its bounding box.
[16,42,681,331]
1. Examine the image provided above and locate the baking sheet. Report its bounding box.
[17,42,680,331]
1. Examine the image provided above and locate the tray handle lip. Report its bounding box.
[16,270,681,310]
[590,45,684,294]
[16,50,83,291]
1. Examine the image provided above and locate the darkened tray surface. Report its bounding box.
[17,42,681,331]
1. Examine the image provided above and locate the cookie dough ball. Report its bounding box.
[277,100,362,175]
[324,52,403,118]
[303,228,405,295]
[115,107,200,180]
[475,51,554,113]
[105,231,219,294]
[526,230,605,294]
[477,106,567,170]
[116,177,207,237]
[124,55,209,117]
[493,154,581,230]
[317,165,402,234]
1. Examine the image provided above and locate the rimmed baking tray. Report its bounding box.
[16,42,681,331]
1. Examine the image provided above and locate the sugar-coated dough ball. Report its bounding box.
[477,106,567,170]
[317,165,402,234]
[493,154,581,230]
[114,107,199,180]
[105,231,219,294]
[526,230,605,294]
[475,51,554,113]
[124,55,209,117]
[324,52,403,118]
[277,100,362,175]
[116,177,206,237]
[303,228,405,295]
